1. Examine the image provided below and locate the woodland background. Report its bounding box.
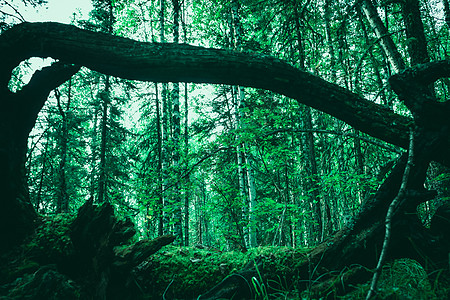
[8,0,441,248]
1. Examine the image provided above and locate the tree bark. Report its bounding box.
[160,0,170,235]
[293,2,324,242]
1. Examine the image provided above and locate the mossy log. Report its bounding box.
[69,199,176,299]
[0,200,176,300]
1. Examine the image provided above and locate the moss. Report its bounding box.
[0,214,77,285]
[342,258,437,299]
[26,213,76,264]
[138,245,309,299]
[140,245,248,298]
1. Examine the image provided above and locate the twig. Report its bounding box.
[366,128,415,299]
[162,276,175,300]
[261,128,403,153]
[2,0,26,22]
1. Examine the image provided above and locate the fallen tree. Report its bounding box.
[0,21,449,298]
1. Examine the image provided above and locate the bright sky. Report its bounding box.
[14,0,93,23]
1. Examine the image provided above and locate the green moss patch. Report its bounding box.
[137,245,308,299]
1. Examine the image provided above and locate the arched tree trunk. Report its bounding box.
[0,62,79,251]
[1,23,450,298]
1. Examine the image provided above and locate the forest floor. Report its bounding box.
[0,210,448,299]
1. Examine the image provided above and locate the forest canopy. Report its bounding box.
[1,0,450,299]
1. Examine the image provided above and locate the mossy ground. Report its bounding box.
[1,215,449,299]
[138,245,309,299]
[1,214,75,283]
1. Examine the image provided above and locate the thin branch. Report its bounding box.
[260,128,403,153]
[366,128,415,299]
[0,9,25,22]
[2,0,26,22]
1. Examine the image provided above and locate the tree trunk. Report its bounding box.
[35,137,50,212]
[55,82,71,213]
[293,2,324,243]
[184,82,190,246]
[233,88,247,247]
[231,0,251,249]
[400,0,429,66]
[246,146,257,247]
[96,0,114,203]
[171,0,183,245]
[160,0,170,235]
[324,0,336,82]
[0,62,78,251]
[98,76,110,203]
[360,0,406,72]
[0,22,415,151]
[155,83,164,236]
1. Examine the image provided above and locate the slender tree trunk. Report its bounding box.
[196,193,203,245]
[246,147,257,247]
[324,0,336,82]
[160,0,170,234]
[231,0,257,248]
[293,1,324,243]
[155,83,164,236]
[89,101,99,199]
[184,82,189,246]
[360,0,406,72]
[354,129,365,204]
[171,0,183,245]
[230,0,248,249]
[400,0,429,66]
[97,0,114,204]
[35,137,50,212]
[55,80,72,213]
[444,0,450,28]
[98,76,110,203]
[356,7,388,106]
